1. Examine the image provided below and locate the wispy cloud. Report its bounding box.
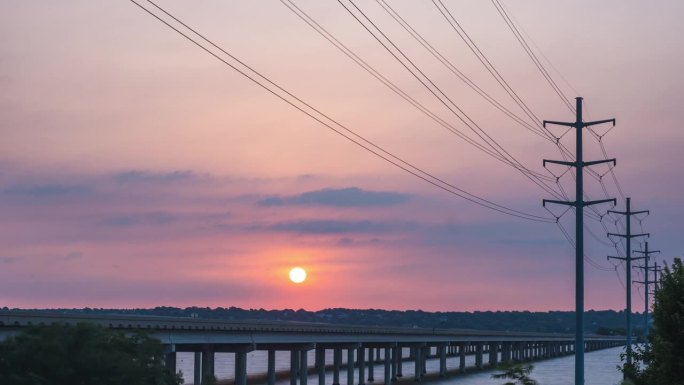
[99,212,176,227]
[255,219,418,234]
[2,184,90,197]
[113,170,203,184]
[258,187,411,207]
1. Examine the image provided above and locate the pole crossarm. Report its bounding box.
[583,118,616,127]
[543,159,575,167]
[634,250,660,255]
[607,255,627,261]
[609,209,649,216]
[607,232,649,239]
[543,120,575,128]
[586,198,616,207]
[543,199,576,207]
[584,158,616,167]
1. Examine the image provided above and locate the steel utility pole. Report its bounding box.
[607,198,649,367]
[542,97,616,385]
[634,242,660,343]
[649,262,663,294]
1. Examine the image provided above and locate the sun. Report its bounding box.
[289,267,307,284]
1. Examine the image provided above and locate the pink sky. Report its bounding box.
[1,0,683,312]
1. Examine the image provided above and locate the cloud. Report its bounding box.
[2,184,89,197]
[258,187,411,207]
[256,219,417,234]
[99,212,176,227]
[0,257,19,264]
[113,170,201,184]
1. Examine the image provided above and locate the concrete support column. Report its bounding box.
[368,348,375,382]
[439,345,447,377]
[201,346,214,385]
[475,343,483,370]
[396,347,403,378]
[316,348,326,385]
[489,342,498,367]
[421,347,427,374]
[347,349,355,385]
[300,350,309,385]
[267,350,276,385]
[413,347,422,382]
[290,350,299,385]
[235,351,247,385]
[358,347,366,385]
[333,348,342,385]
[164,350,176,375]
[194,352,202,385]
[383,347,391,385]
[390,346,398,382]
[459,344,466,373]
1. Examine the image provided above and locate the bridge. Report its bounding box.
[0,311,623,385]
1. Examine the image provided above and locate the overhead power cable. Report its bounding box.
[374,0,550,141]
[338,0,565,201]
[279,0,552,181]
[489,0,575,112]
[130,0,554,223]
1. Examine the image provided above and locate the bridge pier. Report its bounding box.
[235,351,247,385]
[396,346,403,378]
[368,348,375,382]
[390,346,398,382]
[383,347,391,385]
[316,347,326,385]
[164,344,176,375]
[348,348,355,385]
[459,343,466,373]
[358,346,366,385]
[267,350,276,385]
[475,343,483,369]
[290,349,299,385]
[489,342,498,367]
[300,349,309,385]
[333,348,342,385]
[438,343,447,377]
[194,352,202,385]
[413,347,421,382]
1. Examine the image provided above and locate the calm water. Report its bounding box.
[176,346,624,385]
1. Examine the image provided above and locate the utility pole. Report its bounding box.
[649,262,663,294]
[542,97,616,385]
[607,198,649,367]
[634,242,660,343]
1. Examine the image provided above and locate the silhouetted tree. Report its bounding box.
[620,258,684,385]
[0,322,182,385]
[492,362,538,385]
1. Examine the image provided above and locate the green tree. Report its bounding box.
[0,322,182,385]
[620,258,684,385]
[492,362,538,385]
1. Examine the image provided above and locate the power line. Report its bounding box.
[280,0,554,182]
[338,0,565,201]
[489,0,575,112]
[374,0,550,141]
[130,0,554,223]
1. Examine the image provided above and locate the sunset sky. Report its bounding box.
[1,0,683,312]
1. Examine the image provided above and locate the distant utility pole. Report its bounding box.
[607,198,649,367]
[634,242,660,343]
[542,97,616,385]
[648,262,663,294]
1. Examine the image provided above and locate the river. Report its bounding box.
[176,345,625,385]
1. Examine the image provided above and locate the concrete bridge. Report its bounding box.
[0,311,623,385]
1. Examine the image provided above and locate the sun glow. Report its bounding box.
[289,267,307,284]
